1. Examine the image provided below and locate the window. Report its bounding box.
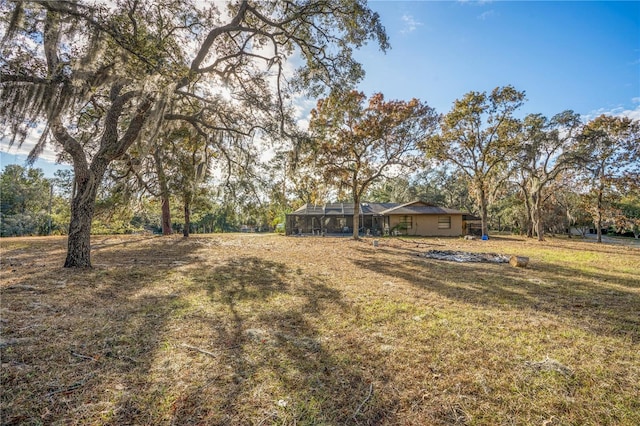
[400,215,413,229]
[438,216,451,229]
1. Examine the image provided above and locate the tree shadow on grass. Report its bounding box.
[2,239,400,425]
[351,246,640,342]
[1,237,202,425]
[166,256,398,425]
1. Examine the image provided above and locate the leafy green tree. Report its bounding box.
[52,170,75,201]
[286,149,333,206]
[488,187,526,233]
[425,86,525,236]
[578,115,640,242]
[306,90,438,239]
[0,165,51,236]
[1,0,388,267]
[366,176,419,203]
[424,168,475,212]
[516,111,584,240]
[170,130,212,237]
[261,152,297,230]
[365,168,475,211]
[613,195,640,238]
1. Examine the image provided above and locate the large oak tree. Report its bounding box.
[517,111,584,241]
[578,115,640,243]
[1,0,388,267]
[305,90,438,239]
[425,86,525,236]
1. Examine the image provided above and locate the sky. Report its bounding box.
[1,0,639,177]
[356,0,639,118]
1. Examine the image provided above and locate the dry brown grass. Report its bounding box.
[1,234,639,425]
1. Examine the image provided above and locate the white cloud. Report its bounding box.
[400,14,423,34]
[583,103,640,122]
[0,123,61,163]
[632,97,640,104]
[477,10,495,20]
[458,0,494,5]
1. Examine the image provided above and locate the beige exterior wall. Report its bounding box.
[388,214,463,237]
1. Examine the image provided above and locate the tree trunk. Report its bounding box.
[183,194,191,237]
[478,187,489,237]
[596,185,604,243]
[531,191,544,241]
[352,196,360,240]
[161,195,172,235]
[519,179,534,238]
[64,171,102,268]
[154,148,173,235]
[523,194,534,238]
[51,80,153,268]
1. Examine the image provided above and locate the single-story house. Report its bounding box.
[285,200,478,237]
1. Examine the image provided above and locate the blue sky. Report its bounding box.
[1,0,639,177]
[356,0,639,118]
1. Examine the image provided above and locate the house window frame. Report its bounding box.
[438,216,451,229]
[400,215,413,229]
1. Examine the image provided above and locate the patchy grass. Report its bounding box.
[1,234,639,425]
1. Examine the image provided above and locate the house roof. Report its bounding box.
[291,202,396,216]
[290,201,467,216]
[379,200,465,216]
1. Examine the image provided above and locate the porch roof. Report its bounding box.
[290,202,396,216]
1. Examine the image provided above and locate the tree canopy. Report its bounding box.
[516,111,583,240]
[424,85,525,236]
[577,115,640,242]
[0,0,388,266]
[304,90,438,238]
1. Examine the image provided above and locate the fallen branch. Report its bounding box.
[47,373,94,398]
[5,284,41,291]
[353,382,374,420]
[71,351,98,362]
[180,343,217,358]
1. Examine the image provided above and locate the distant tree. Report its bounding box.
[306,90,438,239]
[516,111,584,240]
[286,146,333,206]
[1,0,388,267]
[425,86,525,236]
[427,168,476,212]
[0,165,51,236]
[123,126,198,236]
[488,186,526,233]
[365,168,474,210]
[172,130,212,237]
[261,152,297,230]
[578,115,640,243]
[612,195,640,239]
[51,170,75,201]
[107,125,200,236]
[366,176,419,203]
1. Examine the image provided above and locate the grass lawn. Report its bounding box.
[1,233,638,425]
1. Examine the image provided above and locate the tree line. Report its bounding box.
[3,96,638,243]
[1,1,638,268]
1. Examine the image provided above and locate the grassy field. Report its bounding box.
[1,233,638,425]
